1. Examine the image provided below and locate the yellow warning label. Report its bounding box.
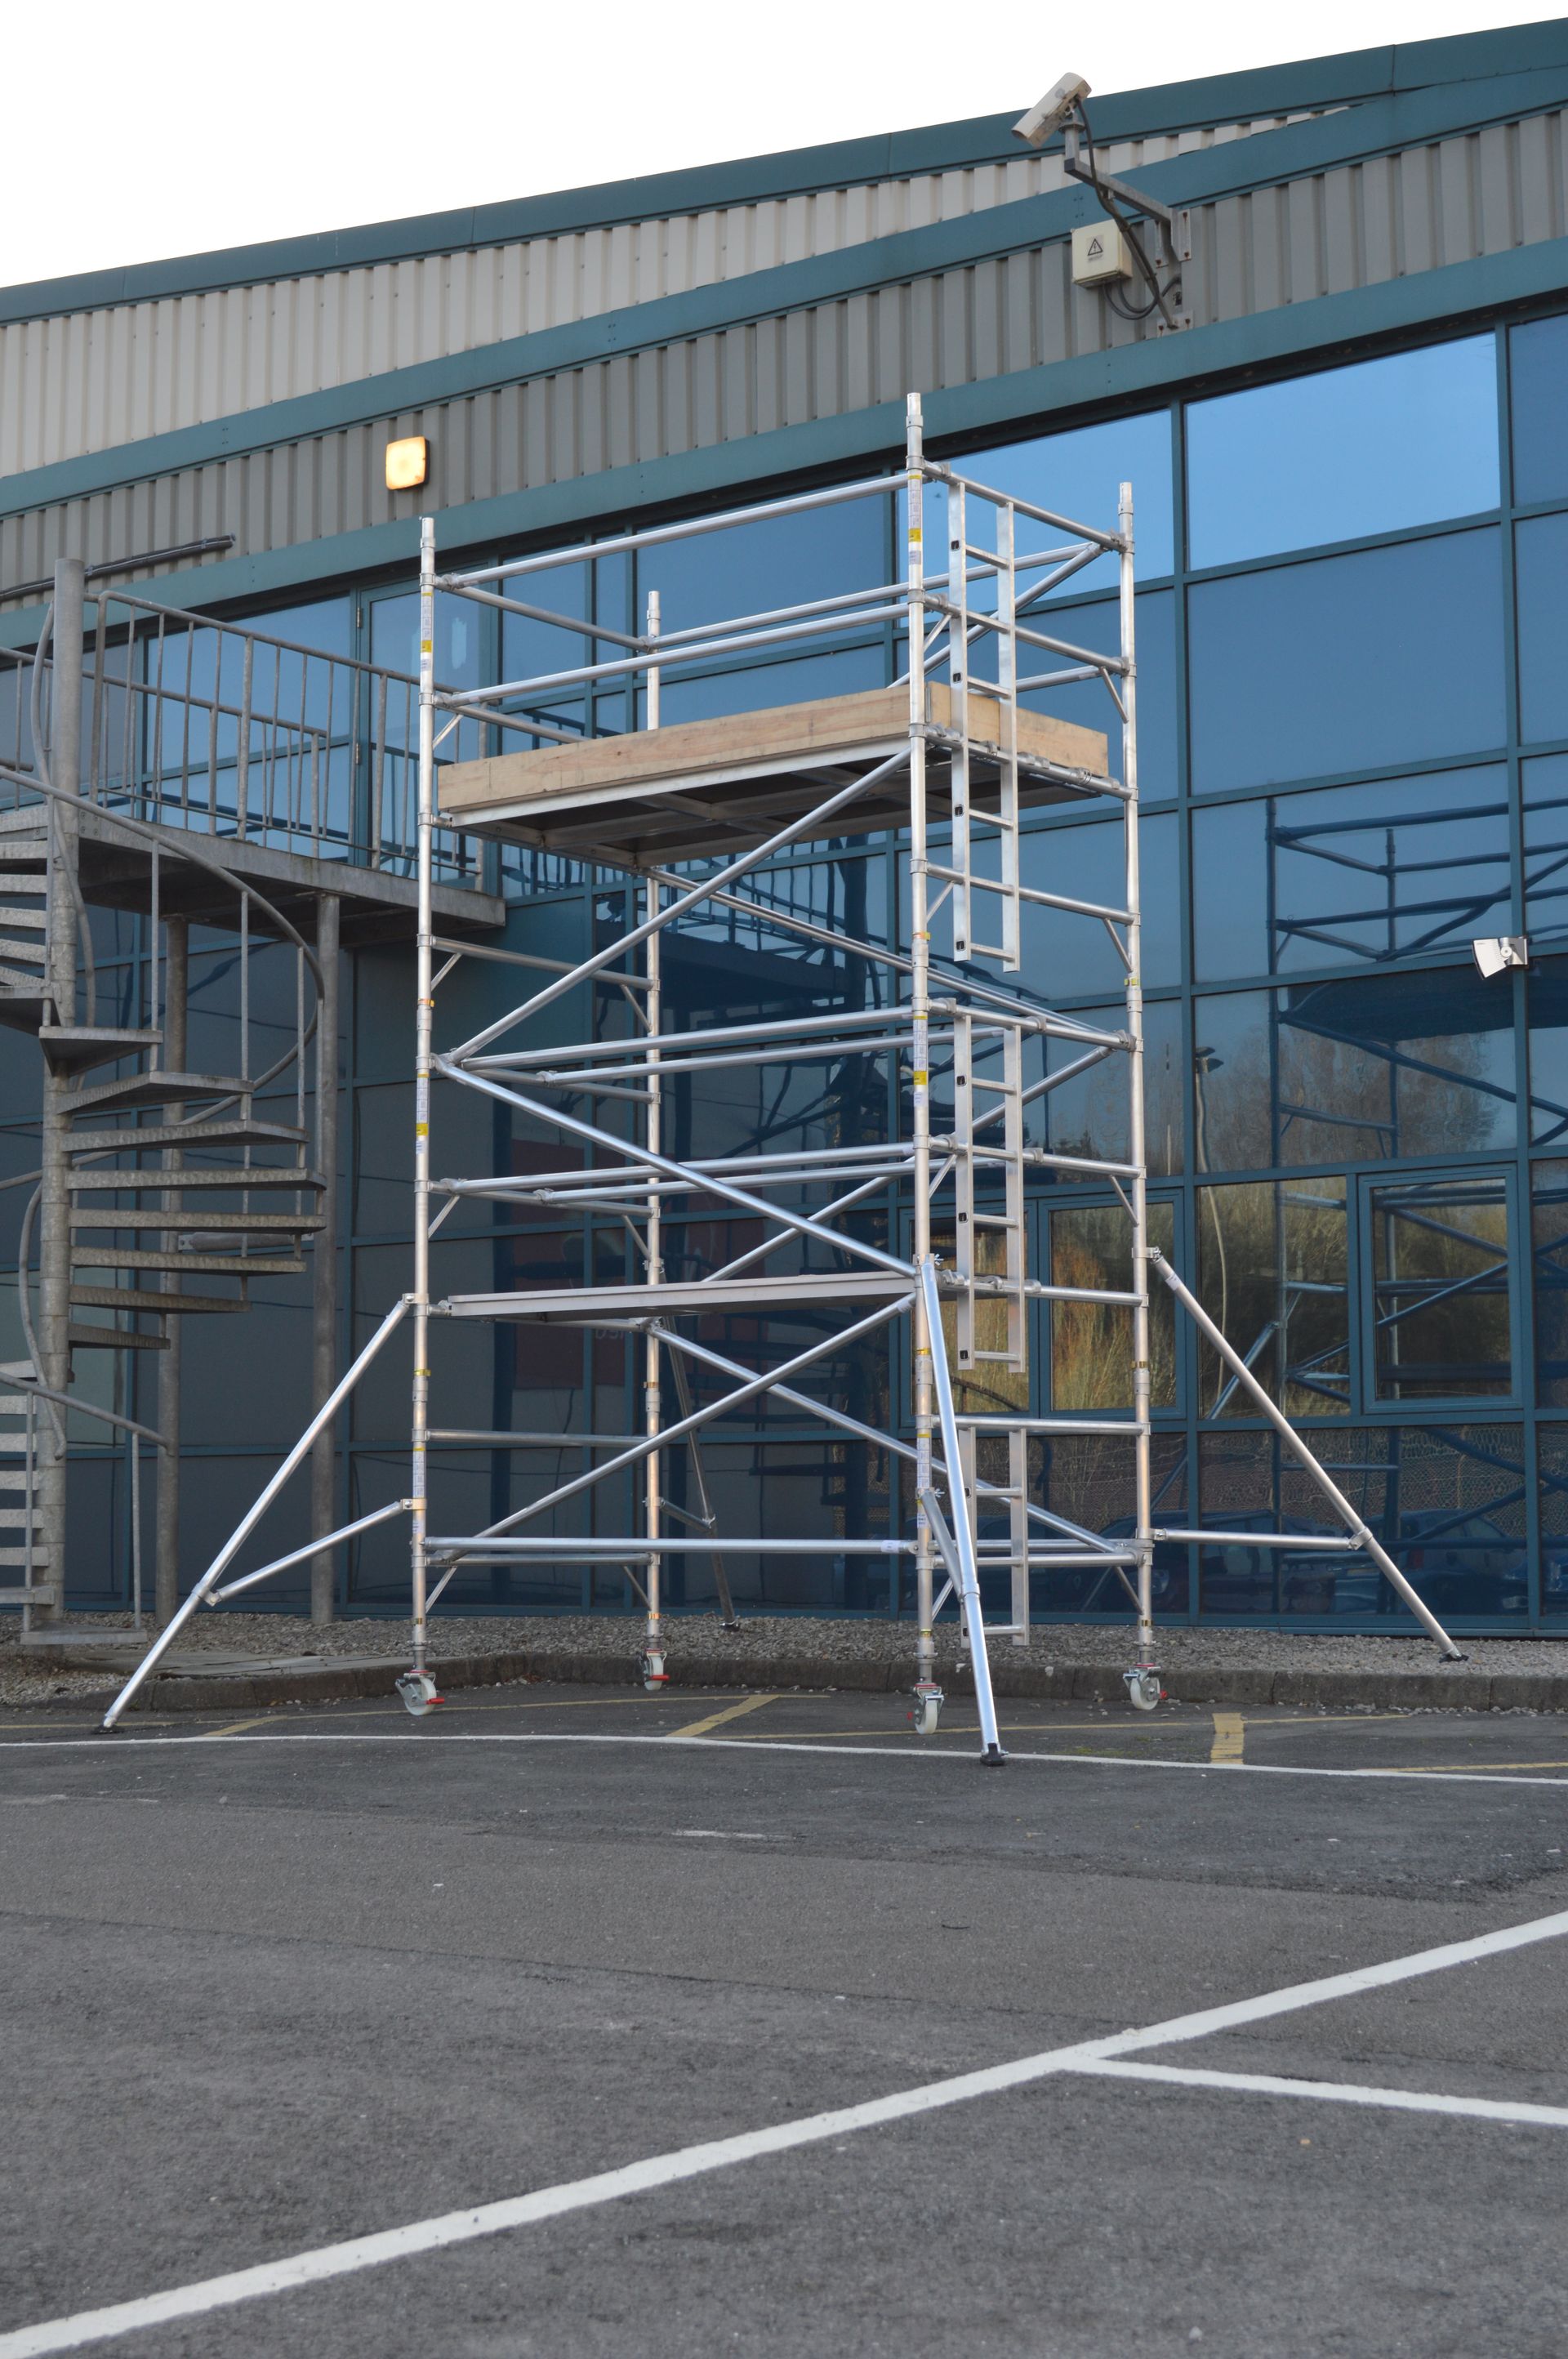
[415,1122,428,1137]
[912,1070,928,1086]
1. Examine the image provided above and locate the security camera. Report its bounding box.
[1013,73,1091,149]
[1472,934,1529,977]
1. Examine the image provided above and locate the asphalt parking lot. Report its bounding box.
[2,1684,1566,2357]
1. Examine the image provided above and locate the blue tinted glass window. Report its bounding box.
[1040,995,1183,1177]
[951,411,1174,587]
[1187,338,1499,569]
[1515,514,1568,745]
[1523,756,1568,948]
[371,589,479,687]
[1019,811,1178,994]
[1194,969,1517,1172]
[1527,957,1568,1144]
[638,495,884,634]
[1533,1162,1568,1407]
[1200,1424,1526,1620]
[648,644,883,726]
[1196,1178,1350,1416]
[1509,314,1568,506]
[1192,767,1511,981]
[1020,589,1176,800]
[1189,531,1505,795]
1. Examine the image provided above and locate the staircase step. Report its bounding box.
[0,1586,61,1606]
[43,1025,164,1077]
[0,939,48,966]
[0,1506,42,1527]
[69,1323,170,1353]
[71,1284,249,1317]
[0,907,48,930]
[0,994,51,1035]
[72,1207,323,1235]
[66,1117,307,1155]
[69,1166,323,1193]
[70,1247,305,1277]
[66,1071,250,1115]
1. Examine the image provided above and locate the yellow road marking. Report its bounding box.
[1210,1712,1246,1764]
[1381,1760,1568,1775]
[668,1692,781,1738]
[203,1715,280,1739]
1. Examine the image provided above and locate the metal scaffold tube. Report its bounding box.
[1119,483,1162,1716]
[405,515,438,1711]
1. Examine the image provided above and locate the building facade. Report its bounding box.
[5,21,1568,1632]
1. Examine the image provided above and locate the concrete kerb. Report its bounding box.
[50,1643,1568,1716]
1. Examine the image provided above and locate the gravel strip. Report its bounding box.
[3,1608,1566,1710]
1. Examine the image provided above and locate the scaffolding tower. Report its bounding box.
[103,395,1468,1750]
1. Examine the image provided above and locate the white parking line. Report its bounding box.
[4,1905,1567,2356]
[1067,2058,1568,2129]
[2,1728,1566,1789]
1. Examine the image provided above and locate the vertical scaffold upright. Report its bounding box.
[101,392,1468,1746]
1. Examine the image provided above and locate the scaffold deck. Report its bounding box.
[439,684,1108,860]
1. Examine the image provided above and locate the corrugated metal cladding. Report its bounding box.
[0,117,1326,479]
[1,100,1558,597]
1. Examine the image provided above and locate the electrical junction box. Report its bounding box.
[1072,221,1133,286]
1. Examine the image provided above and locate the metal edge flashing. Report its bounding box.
[7,56,1568,534]
[6,20,1568,328]
[4,228,1568,653]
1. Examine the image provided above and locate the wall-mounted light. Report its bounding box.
[385,435,429,492]
[1472,934,1529,977]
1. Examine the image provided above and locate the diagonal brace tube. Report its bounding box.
[1147,1247,1463,1659]
[443,1064,915,1278]
[100,1298,413,1728]
[210,1499,412,1601]
[917,1255,1004,1761]
[654,1323,1119,1555]
[447,748,912,1060]
[433,1294,915,1559]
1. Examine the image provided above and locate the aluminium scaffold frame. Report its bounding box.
[102,395,1468,1750]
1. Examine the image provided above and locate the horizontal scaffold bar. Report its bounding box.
[443,1273,917,1322]
[425,1536,911,1557]
[1152,1528,1372,1551]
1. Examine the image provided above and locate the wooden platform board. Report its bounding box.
[439,685,1111,863]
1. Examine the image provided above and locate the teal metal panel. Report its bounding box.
[8,57,1568,533]
[7,20,1568,329]
[6,228,1568,654]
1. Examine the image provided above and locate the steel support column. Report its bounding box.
[154,914,188,1625]
[310,891,341,1624]
[34,557,85,1627]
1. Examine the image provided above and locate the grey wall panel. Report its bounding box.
[7,102,1568,606]
[0,116,1330,479]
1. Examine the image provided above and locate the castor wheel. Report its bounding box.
[909,1680,944,1737]
[396,1671,443,1718]
[1124,1667,1164,1714]
[640,1648,668,1692]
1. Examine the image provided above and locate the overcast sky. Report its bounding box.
[5,0,1558,290]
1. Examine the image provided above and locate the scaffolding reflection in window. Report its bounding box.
[1192,766,1510,983]
[1193,972,1517,1171]
[1050,1200,1176,1411]
[1531,1162,1568,1407]
[1366,1175,1512,1402]
[1200,1424,1527,1617]
[1197,1179,1349,1417]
